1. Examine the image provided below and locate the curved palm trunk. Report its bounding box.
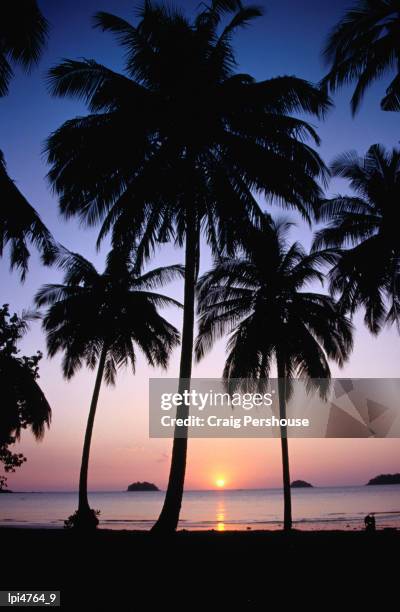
[277,355,292,531]
[76,343,107,526]
[152,211,199,532]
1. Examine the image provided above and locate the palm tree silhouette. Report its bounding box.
[313,144,400,334]
[35,246,182,528]
[196,217,353,530]
[45,0,330,531]
[322,0,400,113]
[0,1,54,279]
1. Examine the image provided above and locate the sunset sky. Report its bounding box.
[2,0,400,492]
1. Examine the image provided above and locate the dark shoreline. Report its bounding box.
[1,527,398,606]
[1,525,399,535]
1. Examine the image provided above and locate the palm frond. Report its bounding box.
[0,0,48,96]
[133,264,185,290]
[47,59,150,113]
[0,150,56,279]
[322,0,399,112]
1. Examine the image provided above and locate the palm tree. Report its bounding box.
[196,218,353,530]
[45,0,330,531]
[322,0,400,113]
[0,1,54,279]
[0,304,51,488]
[313,144,400,334]
[35,246,182,528]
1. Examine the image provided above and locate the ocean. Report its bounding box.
[1,486,399,531]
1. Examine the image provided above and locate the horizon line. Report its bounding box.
[5,483,377,493]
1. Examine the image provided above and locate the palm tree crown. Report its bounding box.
[196,217,353,388]
[46,0,330,254]
[322,0,400,113]
[313,144,400,334]
[35,247,182,381]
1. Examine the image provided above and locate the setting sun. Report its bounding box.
[216,478,226,488]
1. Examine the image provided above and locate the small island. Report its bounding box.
[291,480,313,488]
[127,481,159,492]
[366,473,400,486]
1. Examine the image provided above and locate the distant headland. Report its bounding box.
[291,480,313,488]
[126,481,159,492]
[366,473,400,486]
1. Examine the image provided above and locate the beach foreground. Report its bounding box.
[1,527,398,607]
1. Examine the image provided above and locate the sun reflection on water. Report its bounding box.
[216,500,226,531]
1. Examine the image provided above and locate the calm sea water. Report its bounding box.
[1,486,399,531]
